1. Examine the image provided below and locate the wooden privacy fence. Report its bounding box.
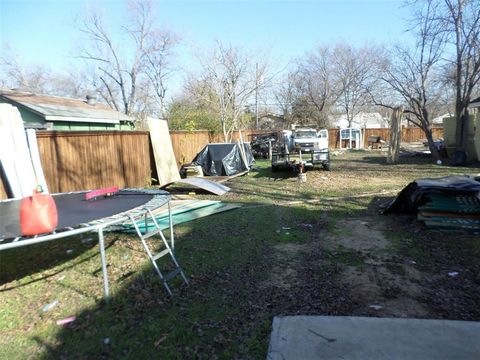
[169,129,271,167]
[327,127,443,149]
[172,128,443,164]
[0,127,443,199]
[36,131,153,193]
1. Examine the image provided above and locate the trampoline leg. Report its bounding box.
[168,199,174,252]
[98,229,110,301]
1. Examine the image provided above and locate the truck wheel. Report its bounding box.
[323,163,331,171]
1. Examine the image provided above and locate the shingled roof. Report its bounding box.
[0,89,133,124]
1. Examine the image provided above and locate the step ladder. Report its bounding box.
[128,208,188,295]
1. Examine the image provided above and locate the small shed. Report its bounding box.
[0,89,134,130]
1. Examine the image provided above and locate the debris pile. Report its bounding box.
[384,175,480,231]
[417,193,480,230]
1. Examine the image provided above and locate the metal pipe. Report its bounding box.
[98,228,110,301]
[168,198,174,252]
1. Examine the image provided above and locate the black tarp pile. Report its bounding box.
[191,143,254,176]
[384,175,480,231]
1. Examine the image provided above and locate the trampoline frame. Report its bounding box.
[0,191,174,300]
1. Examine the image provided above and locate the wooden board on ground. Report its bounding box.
[208,170,249,183]
[148,118,181,186]
[160,177,230,196]
[0,104,37,198]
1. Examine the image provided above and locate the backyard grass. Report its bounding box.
[1,149,480,359]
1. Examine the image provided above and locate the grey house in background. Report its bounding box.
[0,89,134,130]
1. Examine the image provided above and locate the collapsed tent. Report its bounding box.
[191,143,254,176]
[384,175,480,231]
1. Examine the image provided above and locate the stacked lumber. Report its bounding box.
[417,194,480,230]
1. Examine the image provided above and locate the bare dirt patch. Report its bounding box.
[326,218,389,251]
[260,243,313,289]
[259,212,480,323]
[319,218,431,318]
[343,265,430,318]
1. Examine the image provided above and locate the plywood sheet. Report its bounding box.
[161,177,230,196]
[148,118,180,186]
[0,104,37,198]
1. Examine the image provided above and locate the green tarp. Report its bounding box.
[120,200,240,233]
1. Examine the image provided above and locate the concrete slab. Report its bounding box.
[267,316,480,360]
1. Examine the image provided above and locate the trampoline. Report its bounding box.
[0,189,182,299]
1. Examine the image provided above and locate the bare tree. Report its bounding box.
[192,41,268,142]
[404,0,480,163]
[1,46,52,93]
[331,44,383,127]
[439,0,480,163]
[273,73,297,128]
[77,0,178,119]
[0,45,92,98]
[374,0,446,160]
[291,46,333,127]
[287,44,382,129]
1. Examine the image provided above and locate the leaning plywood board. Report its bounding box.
[26,129,49,193]
[0,104,37,198]
[148,118,181,186]
[161,177,230,196]
[0,105,20,197]
[148,117,230,195]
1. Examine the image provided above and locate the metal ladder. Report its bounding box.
[128,208,188,295]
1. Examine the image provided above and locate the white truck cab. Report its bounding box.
[290,128,329,152]
[272,128,330,172]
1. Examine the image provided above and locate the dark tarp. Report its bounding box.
[191,143,254,176]
[0,191,157,239]
[384,175,480,214]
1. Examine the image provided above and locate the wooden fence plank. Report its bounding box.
[36,131,152,193]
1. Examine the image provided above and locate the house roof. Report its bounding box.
[432,113,452,124]
[0,89,133,124]
[470,97,480,108]
[330,112,389,129]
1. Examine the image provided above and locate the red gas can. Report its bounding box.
[20,190,58,236]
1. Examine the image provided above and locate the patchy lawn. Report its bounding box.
[1,150,480,359]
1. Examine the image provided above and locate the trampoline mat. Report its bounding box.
[0,191,154,239]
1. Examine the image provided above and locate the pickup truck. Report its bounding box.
[272,128,330,172]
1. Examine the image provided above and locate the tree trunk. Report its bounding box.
[423,126,441,161]
[221,116,228,143]
[455,107,466,151]
[452,107,469,166]
[387,107,403,164]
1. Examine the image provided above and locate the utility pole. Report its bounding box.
[255,62,259,130]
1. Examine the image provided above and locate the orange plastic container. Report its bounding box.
[20,190,58,236]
